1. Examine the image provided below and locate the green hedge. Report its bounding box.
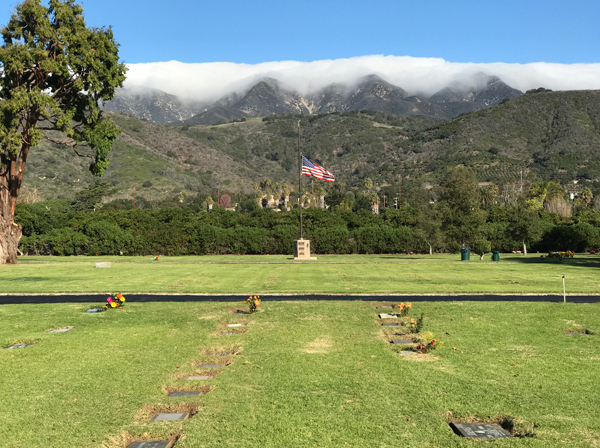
[15,203,600,256]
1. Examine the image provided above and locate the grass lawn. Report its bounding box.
[1,253,599,294]
[0,300,598,447]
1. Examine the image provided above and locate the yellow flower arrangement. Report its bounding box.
[244,295,261,313]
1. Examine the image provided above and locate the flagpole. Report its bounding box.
[298,120,302,240]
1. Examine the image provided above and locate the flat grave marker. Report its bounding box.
[227,324,242,327]
[168,391,201,397]
[381,323,400,327]
[86,308,104,313]
[378,313,398,319]
[222,332,242,335]
[197,364,221,368]
[3,343,33,350]
[46,328,73,333]
[449,422,512,438]
[95,262,111,268]
[150,412,188,421]
[127,442,171,448]
[398,351,416,355]
[391,340,414,344]
[233,311,250,315]
[209,352,230,356]
[185,375,212,380]
[376,306,393,309]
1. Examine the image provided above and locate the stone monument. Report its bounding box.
[293,239,316,260]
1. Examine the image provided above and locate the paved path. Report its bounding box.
[1,293,599,304]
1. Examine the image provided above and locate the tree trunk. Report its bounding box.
[0,157,25,264]
[480,254,484,261]
[523,240,527,256]
[428,241,433,255]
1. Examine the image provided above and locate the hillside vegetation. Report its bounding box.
[20,90,600,203]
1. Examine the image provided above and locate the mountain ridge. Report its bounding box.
[102,73,523,125]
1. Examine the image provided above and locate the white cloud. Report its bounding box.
[124,55,600,102]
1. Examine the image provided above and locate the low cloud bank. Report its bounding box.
[124,55,600,102]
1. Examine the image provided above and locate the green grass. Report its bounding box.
[0,301,598,447]
[2,254,599,294]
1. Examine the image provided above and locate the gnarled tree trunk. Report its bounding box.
[0,144,29,265]
[0,165,22,264]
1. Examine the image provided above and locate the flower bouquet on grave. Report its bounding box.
[244,295,261,313]
[408,313,424,333]
[415,340,437,354]
[396,302,411,317]
[415,331,443,353]
[151,255,160,261]
[105,293,126,309]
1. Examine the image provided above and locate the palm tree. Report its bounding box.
[252,182,262,207]
[259,179,274,208]
[480,184,499,208]
[272,181,283,208]
[529,181,564,203]
[282,183,291,211]
[205,196,214,211]
[314,184,326,208]
[301,192,310,208]
[370,192,380,215]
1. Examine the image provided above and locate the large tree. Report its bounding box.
[438,167,486,248]
[507,201,543,256]
[0,0,126,264]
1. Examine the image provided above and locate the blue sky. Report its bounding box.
[77,0,600,65]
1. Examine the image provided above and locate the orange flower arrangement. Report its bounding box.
[396,302,412,317]
[244,295,261,313]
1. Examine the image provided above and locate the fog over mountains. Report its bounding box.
[102,72,523,124]
[101,55,600,124]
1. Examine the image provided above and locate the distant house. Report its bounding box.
[564,180,583,198]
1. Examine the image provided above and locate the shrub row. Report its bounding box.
[16,202,600,256]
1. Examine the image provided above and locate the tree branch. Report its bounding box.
[41,133,77,148]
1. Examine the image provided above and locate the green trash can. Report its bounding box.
[460,248,470,261]
[492,250,500,262]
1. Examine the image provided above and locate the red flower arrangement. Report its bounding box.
[415,339,438,354]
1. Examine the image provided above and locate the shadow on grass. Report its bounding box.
[3,277,58,282]
[505,255,600,268]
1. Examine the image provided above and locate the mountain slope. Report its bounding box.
[409,89,600,182]
[102,87,200,123]
[21,90,600,204]
[429,73,522,106]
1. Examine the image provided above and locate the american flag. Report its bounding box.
[302,156,335,182]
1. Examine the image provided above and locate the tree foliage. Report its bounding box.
[0,0,126,263]
[438,167,486,247]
